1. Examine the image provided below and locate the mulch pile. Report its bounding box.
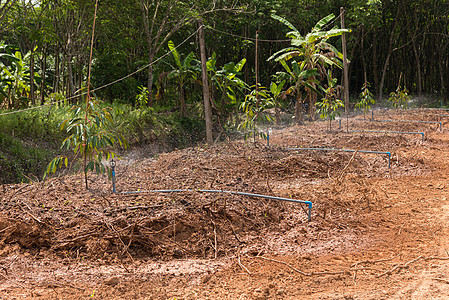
[0,116,434,263]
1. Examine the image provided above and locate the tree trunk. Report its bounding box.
[372,30,380,98]
[198,19,213,145]
[361,27,367,80]
[307,82,317,120]
[67,55,74,102]
[378,5,401,101]
[405,11,422,96]
[295,88,304,124]
[29,46,35,105]
[341,7,349,114]
[439,48,447,104]
[147,54,154,106]
[179,81,186,116]
[54,49,60,94]
[295,99,303,124]
[40,46,47,105]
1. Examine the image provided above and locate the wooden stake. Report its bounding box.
[341,7,350,129]
[198,19,213,145]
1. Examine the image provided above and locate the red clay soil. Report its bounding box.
[1,108,449,299]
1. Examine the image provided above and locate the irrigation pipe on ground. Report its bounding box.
[368,118,442,131]
[348,130,425,142]
[110,163,312,221]
[128,189,311,222]
[414,107,449,111]
[287,147,391,169]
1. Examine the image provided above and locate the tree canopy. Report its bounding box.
[0,0,448,116]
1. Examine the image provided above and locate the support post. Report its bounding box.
[198,19,213,145]
[111,159,116,193]
[254,31,259,144]
[341,7,350,119]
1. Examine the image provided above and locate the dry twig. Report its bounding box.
[432,278,449,284]
[351,254,400,268]
[376,255,449,278]
[238,251,252,275]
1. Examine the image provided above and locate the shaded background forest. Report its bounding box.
[0,0,448,183]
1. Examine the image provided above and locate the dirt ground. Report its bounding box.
[1,108,449,299]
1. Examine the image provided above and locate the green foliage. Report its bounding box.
[92,51,142,102]
[389,88,410,109]
[268,14,349,69]
[0,103,69,183]
[388,76,410,109]
[0,45,39,109]
[45,99,128,188]
[239,84,275,141]
[317,72,344,131]
[207,52,248,114]
[135,85,149,108]
[167,40,201,116]
[269,14,349,119]
[269,80,286,124]
[0,131,51,183]
[356,80,375,118]
[274,58,320,123]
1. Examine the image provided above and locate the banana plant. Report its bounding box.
[268,14,349,120]
[0,47,33,109]
[167,40,201,116]
[207,52,248,116]
[275,59,320,124]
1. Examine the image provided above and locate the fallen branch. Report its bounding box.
[351,253,400,268]
[377,256,424,278]
[255,255,308,276]
[337,150,358,183]
[55,231,100,244]
[376,255,449,278]
[432,278,449,284]
[7,184,31,201]
[225,217,243,244]
[19,200,47,226]
[238,251,252,275]
[213,221,218,259]
[107,222,134,262]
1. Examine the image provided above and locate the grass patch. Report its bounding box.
[0,101,207,183]
[0,132,54,183]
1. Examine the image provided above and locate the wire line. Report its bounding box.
[0,26,202,117]
[206,26,291,43]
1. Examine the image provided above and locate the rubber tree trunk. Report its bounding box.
[146,54,154,107]
[378,5,401,101]
[29,47,35,105]
[179,81,186,116]
[406,11,423,97]
[372,30,379,98]
[40,46,47,105]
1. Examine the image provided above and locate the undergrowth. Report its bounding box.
[0,101,206,184]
